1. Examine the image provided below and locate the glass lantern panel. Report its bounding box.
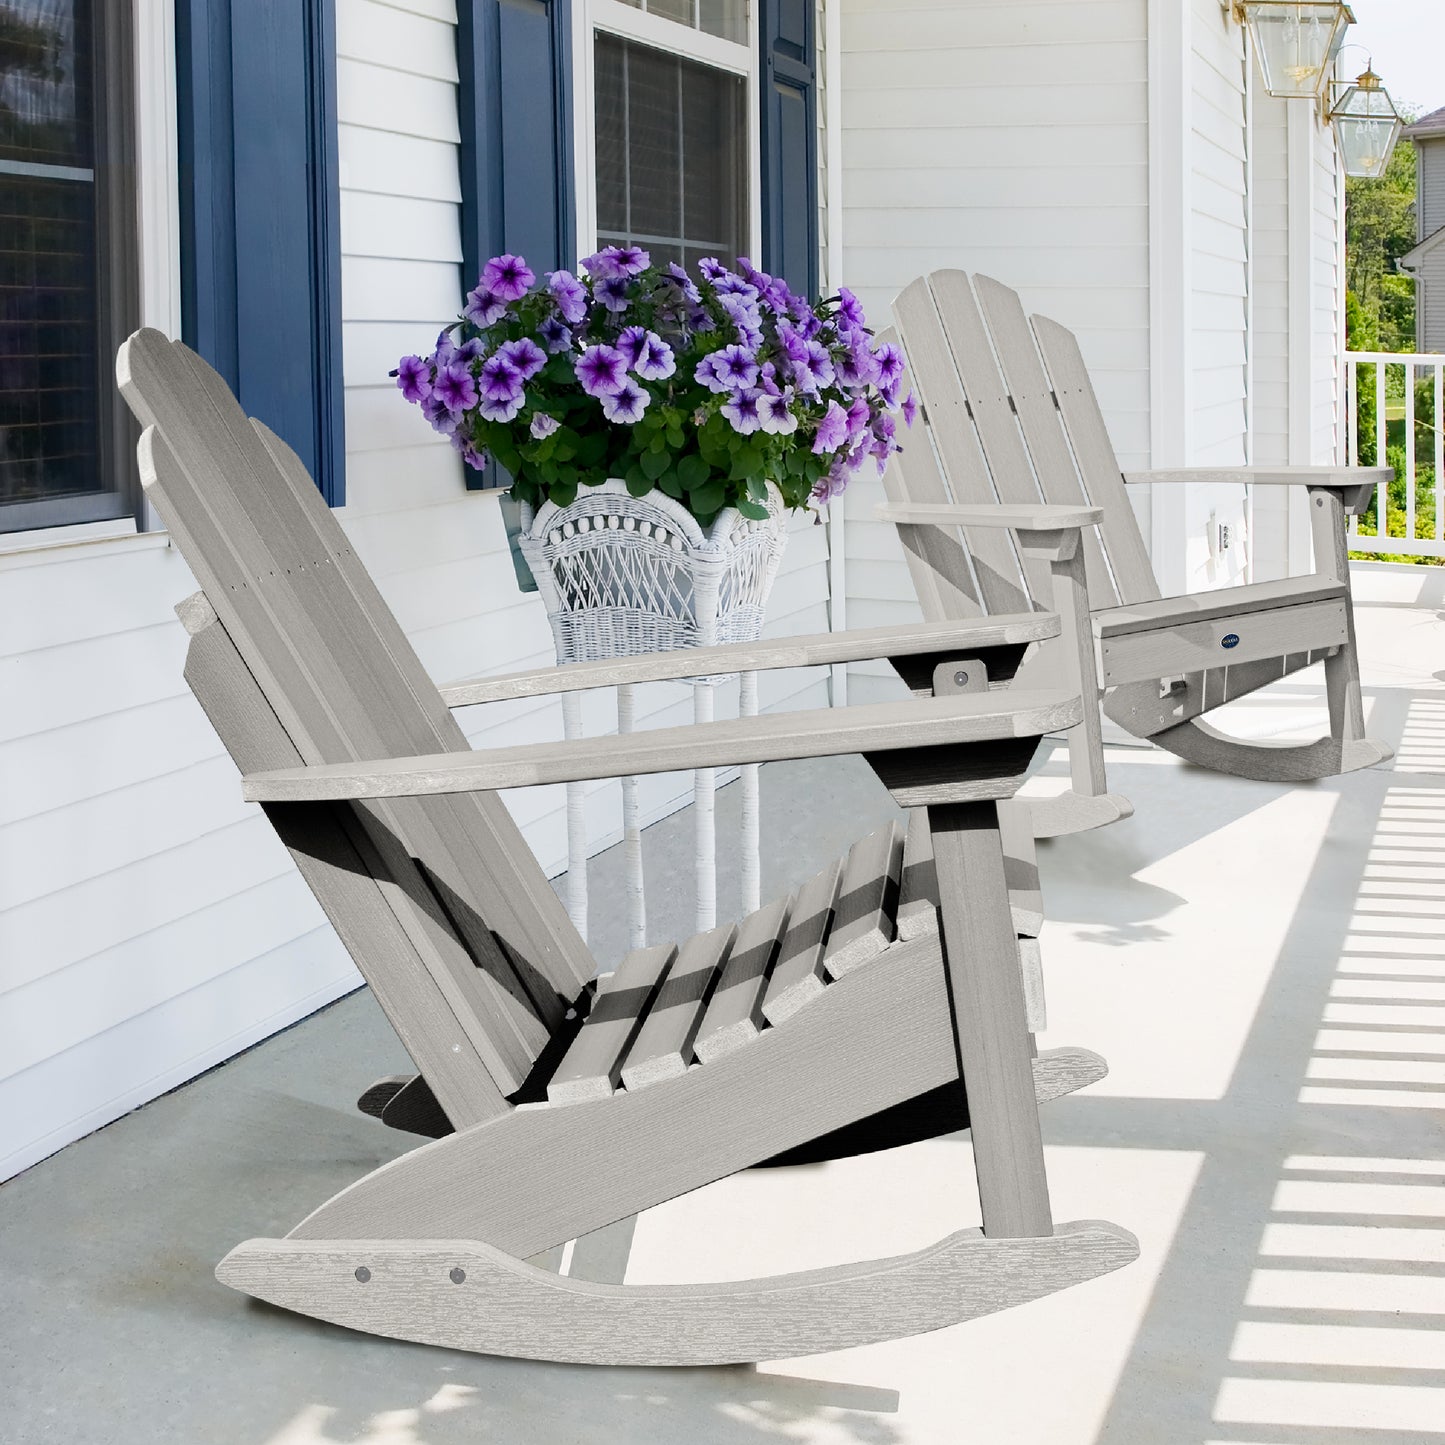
[1247,2,1350,99]
[1337,115,1402,178]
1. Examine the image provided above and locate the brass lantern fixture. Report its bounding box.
[1329,65,1403,178]
[1238,1,1354,99]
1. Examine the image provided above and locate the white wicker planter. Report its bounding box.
[515,478,789,948]
[517,477,787,664]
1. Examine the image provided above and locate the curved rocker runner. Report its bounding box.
[877,270,1393,833]
[117,330,1137,1366]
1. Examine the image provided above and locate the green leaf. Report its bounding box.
[677,453,710,490]
[785,448,806,478]
[658,472,684,498]
[728,445,763,481]
[692,480,726,515]
[625,466,652,497]
[745,476,769,501]
[737,499,770,521]
[641,448,671,481]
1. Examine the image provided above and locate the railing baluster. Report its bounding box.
[1436,361,1444,543]
[1346,357,1359,537]
[1406,360,1417,546]
[1375,359,1388,539]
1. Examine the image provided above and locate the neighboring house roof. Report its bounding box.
[1399,225,1445,270]
[1404,105,1445,140]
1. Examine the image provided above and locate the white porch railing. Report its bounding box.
[1344,350,1445,560]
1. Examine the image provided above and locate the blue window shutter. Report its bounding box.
[176,0,346,506]
[457,0,574,491]
[760,0,819,300]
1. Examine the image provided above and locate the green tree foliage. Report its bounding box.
[1345,133,1417,352]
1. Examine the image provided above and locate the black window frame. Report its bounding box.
[0,0,141,535]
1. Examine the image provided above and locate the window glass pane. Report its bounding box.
[0,0,118,525]
[594,32,746,269]
[609,0,747,48]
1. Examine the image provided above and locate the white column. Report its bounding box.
[617,684,646,950]
[561,691,588,941]
[693,681,716,932]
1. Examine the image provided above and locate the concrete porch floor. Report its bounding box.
[3,563,1443,1444]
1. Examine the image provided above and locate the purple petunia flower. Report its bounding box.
[538,316,573,353]
[720,293,763,349]
[451,430,488,470]
[464,286,507,328]
[421,393,458,436]
[478,392,524,423]
[434,328,458,365]
[721,388,762,435]
[477,354,524,404]
[790,339,835,395]
[687,306,717,333]
[696,344,759,394]
[758,389,798,435]
[901,391,919,427]
[594,275,633,312]
[836,339,881,388]
[666,262,702,304]
[617,328,675,380]
[873,342,906,391]
[846,397,872,440]
[530,412,561,440]
[481,253,535,302]
[812,400,849,455]
[432,359,478,414]
[498,337,546,381]
[837,287,867,332]
[581,244,650,279]
[712,272,760,307]
[696,257,729,283]
[600,377,649,424]
[394,355,431,403]
[811,458,849,506]
[576,344,628,397]
[546,269,587,324]
[456,337,485,363]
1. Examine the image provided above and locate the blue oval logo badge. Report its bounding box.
[1222,633,1240,650]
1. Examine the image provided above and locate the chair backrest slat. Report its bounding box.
[891,272,1162,614]
[891,279,1033,616]
[878,334,985,623]
[119,331,594,1098]
[923,272,1055,604]
[1028,314,1161,606]
[971,275,1121,609]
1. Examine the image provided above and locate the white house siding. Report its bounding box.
[1177,0,1250,591]
[837,0,1152,699]
[1246,66,1294,580]
[0,0,832,1182]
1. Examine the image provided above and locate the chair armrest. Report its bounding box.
[1124,466,1390,516]
[875,501,1103,532]
[241,689,1083,802]
[439,614,1059,706]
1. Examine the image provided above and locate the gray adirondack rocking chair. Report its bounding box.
[877,271,1393,839]
[116,329,1136,1367]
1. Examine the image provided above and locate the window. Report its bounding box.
[0,0,138,533]
[580,0,759,271]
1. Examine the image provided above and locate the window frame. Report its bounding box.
[0,0,143,536]
[571,0,762,267]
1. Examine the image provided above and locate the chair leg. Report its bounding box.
[1015,541,1133,838]
[1310,486,1368,746]
[926,800,1053,1239]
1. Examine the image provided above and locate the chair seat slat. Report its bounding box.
[824,821,906,978]
[548,946,676,1103]
[619,924,735,1090]
[762,857,846,1026]
[693,896,791,1062]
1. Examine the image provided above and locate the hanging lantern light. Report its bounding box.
[1239,2,1354,99]
[1330,65,1404,178]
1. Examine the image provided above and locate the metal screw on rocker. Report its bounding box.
[954,670,969,687]
[354,1267,371,1283]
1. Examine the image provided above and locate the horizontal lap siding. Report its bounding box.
[1312,116,1340,464]
[0,0,832,1180]
[1248,72,1292,580]
[839,0,1150,693]
[1182,0,1248,590]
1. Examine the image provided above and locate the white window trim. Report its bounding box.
[572,0,762,268]
[6,0,181,553]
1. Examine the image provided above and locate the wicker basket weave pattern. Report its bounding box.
[517,478,788,666]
